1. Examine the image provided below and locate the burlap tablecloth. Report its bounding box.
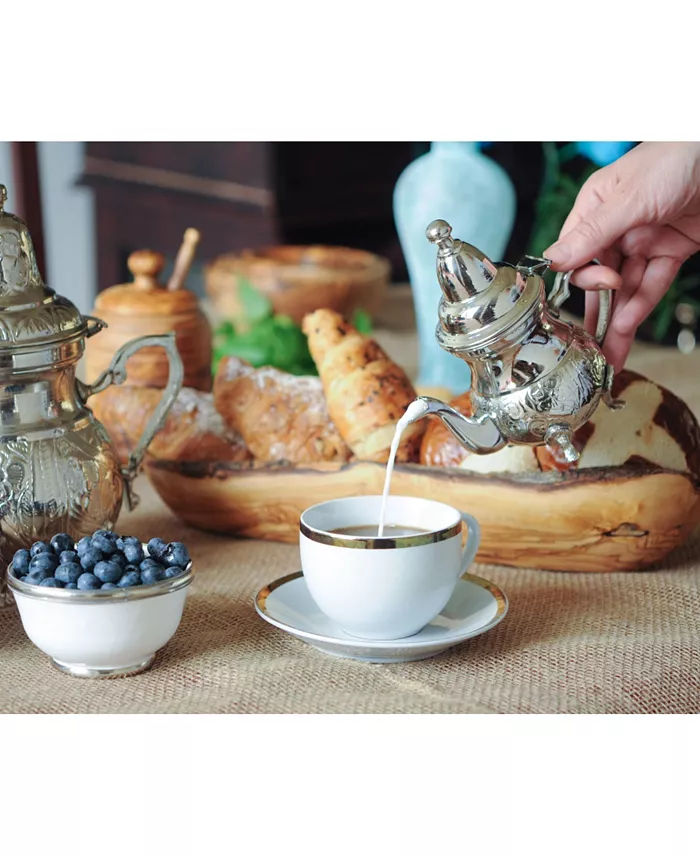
[2,307,700,714]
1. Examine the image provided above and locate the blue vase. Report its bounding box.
[394,142,516,394]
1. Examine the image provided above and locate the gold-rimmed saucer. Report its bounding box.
[254,571,507,663]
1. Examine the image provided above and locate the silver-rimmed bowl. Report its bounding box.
[7,549,194,678]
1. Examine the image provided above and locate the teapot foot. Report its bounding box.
[602,389,626,411]
[544,424,580,464]
[602,365,626,411]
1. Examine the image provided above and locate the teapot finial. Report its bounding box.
[426,219,456,254]
[0,184,7,212]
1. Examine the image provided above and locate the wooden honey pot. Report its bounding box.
[85,228,212,392]
[86,229,212,464]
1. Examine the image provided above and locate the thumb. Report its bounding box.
[545,197,637,271]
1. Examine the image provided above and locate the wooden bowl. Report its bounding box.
[204,245,391,325]
[145,458,700,573]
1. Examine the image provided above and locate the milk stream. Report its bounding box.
[377,400,427,537]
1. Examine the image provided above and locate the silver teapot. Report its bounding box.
[405,219,624,463]
[0,185,183,569]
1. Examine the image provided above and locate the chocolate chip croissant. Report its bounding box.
[301,308,424,462]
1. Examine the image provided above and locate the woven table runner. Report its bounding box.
[2,479,699,714]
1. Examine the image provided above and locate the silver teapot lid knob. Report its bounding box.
[0,184,7,212]
[426,219,456,254]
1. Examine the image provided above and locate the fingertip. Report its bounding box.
[543,242,572,269]
[571,265,622,291]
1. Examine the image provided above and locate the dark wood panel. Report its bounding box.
[86,142,273,188]
[81,143,434,293]
[86,183,278,290]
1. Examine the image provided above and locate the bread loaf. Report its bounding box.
[420,370,700,478]
[92,385,251,465]
[213,356,351,465]
[535,370,700,478]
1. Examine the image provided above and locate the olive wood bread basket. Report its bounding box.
[146,457,700,572]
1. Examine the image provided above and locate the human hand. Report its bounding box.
[544,142,700,371]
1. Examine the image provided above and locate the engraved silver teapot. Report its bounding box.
[404,219,624,463]
[0,185,183,569]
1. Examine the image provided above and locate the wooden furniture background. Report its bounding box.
[80,142,431,293]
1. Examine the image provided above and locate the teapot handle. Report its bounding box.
[547,259,612,345]
[78,333,184,511]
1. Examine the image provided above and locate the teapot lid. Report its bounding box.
[0,185,85,351]
[426,219,545,353]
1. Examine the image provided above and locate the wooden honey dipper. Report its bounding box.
[168,228,201,292]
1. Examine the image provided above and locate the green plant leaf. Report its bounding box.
[237,280,273,327]
[211,311,318,376]
[351,308,373,334]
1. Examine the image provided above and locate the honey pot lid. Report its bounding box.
[95,229,202,315]
[0,185,85,350]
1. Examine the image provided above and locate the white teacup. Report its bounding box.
[299,495,481,640]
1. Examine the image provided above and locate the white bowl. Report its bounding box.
[7,551,193,678]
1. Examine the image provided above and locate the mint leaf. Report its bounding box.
[237,280,273,327]
[351,308,373,334]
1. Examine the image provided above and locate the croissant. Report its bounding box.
[301,308,424,462]
[213,356,351,464]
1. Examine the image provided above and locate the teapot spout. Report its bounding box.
[405,396,507,455]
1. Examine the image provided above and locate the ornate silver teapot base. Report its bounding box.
[0,419,123,566]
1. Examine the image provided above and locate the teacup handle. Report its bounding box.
[459,512,481,577]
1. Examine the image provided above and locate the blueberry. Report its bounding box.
[93,560,123,584]
[40,577,64,588]
[59,550,78,564]
[116,535,138,550]
[50,533,74,554]
[117,570,142,588]
[93,529,116,540]
[123,541,144,564]
[30,541,52,557]
[141,565,164,585]
[55,562,83,584]
[140,558,162,573]
[29,552,59,574]
[24,569,52,585]
[80,547,104,571]
[101,582,118,589]
[11,563,27,578]
[64,582,78,589]
[91,533,118,556]
[76,536,92,556]
[147,537,168,560]
[76,573,101,590]
[12,549,30,574]
[164,565,184,579]
[111,552,128,570]
[162,542,190,568]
